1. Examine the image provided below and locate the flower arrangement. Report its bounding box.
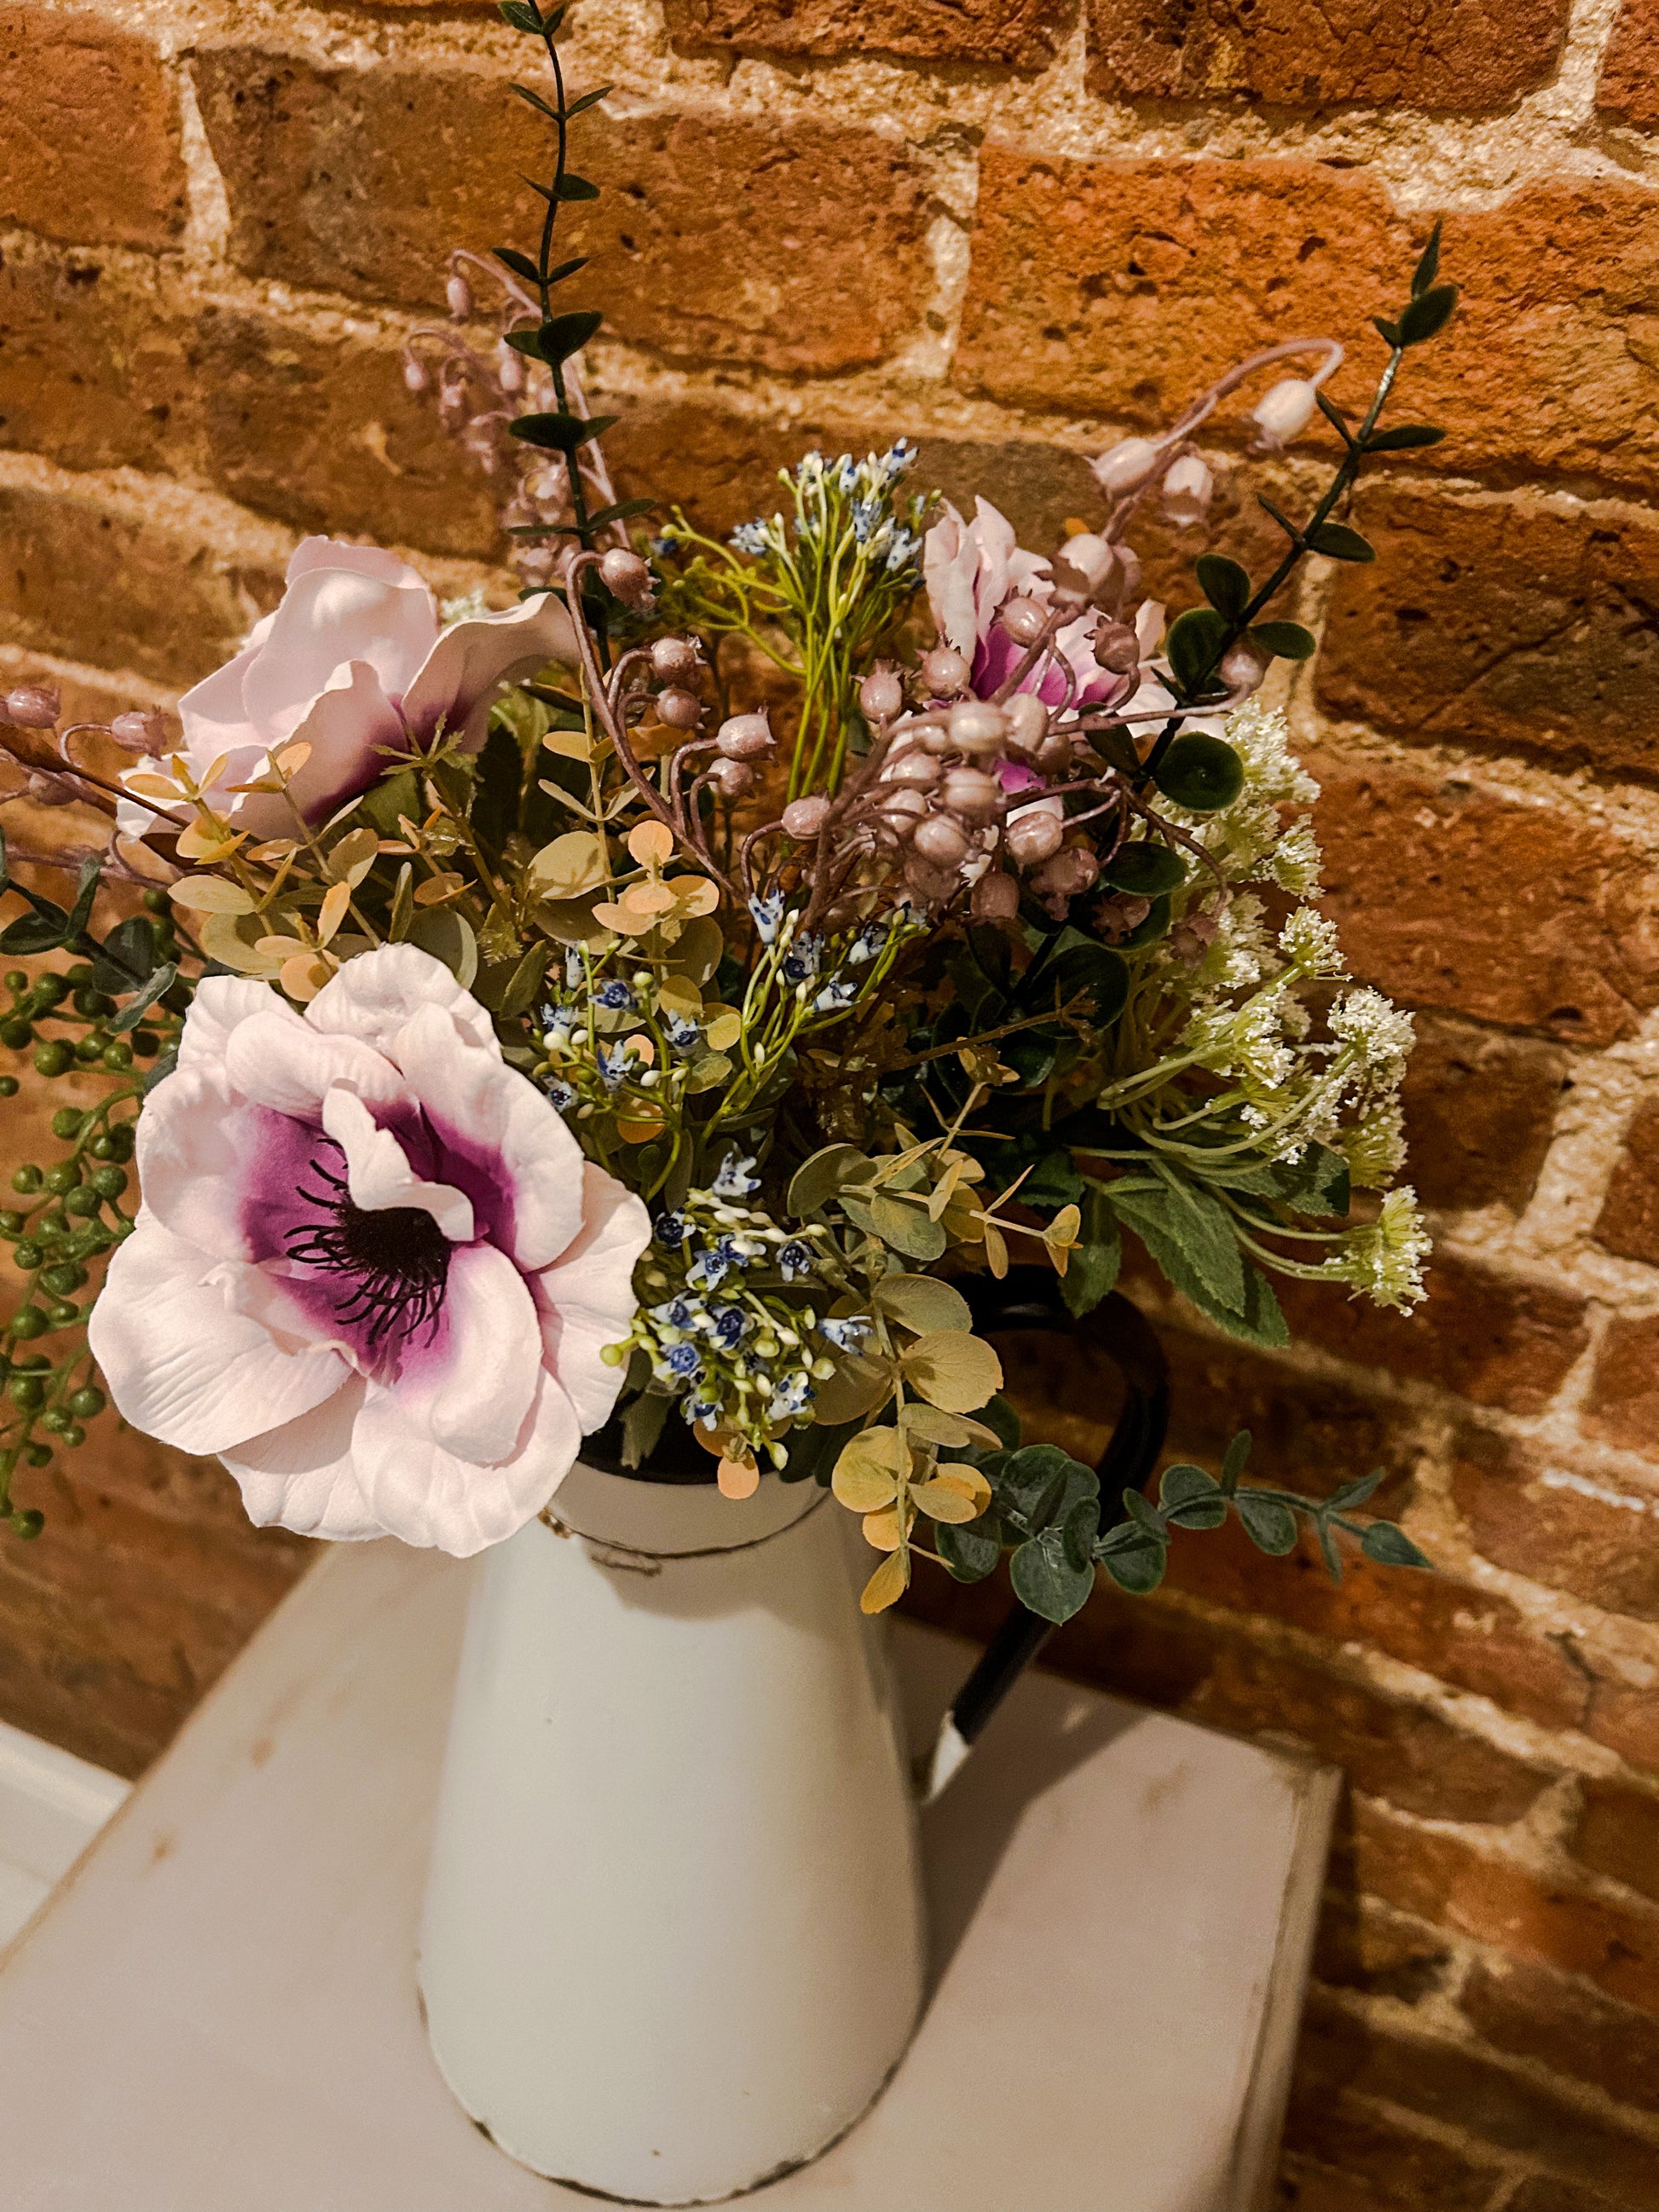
[0,1,1455,1626]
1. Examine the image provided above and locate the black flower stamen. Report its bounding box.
[285,1143,450,1354]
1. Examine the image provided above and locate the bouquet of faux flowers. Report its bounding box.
[0,1,1451,1624]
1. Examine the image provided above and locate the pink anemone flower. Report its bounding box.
[88,947,650,1557]
[118,538,579,841]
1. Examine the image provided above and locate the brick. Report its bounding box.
[1279,2080,1502,2210]
[1310,748,1659,1048]
[1084,0,1566,108]
[1587,1669,1659,1779]
[665,0,1068,66]
[1506,2183,1630,2212]
[1570,1777,1659,1905]
[1313,1893,1456,2004]
[1351,1799,1659,2015]
[1295,1986,1659,2203]
[195,53,929,372]
[1398,1015,1568,1216]
[1598,0,1659,129]
[0,9,187,251]
[1272,1256,1589,1415]
[0,242,185,479]
[1594,1100,1659,1265]
[1586,1315,1659,1457]
[1454,1429,1659,1621]
[955,157,1659,499]
[0,477,284,691]
[1463,1955,1659,2117]
[1317,487,1659,787]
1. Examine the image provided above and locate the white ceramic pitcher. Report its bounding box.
[418,1461,928,2206]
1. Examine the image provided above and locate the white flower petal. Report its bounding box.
[133,1062,282,1259]
[240,557,436,744]
[400,592,580,752]
[390,1001,586,1270]
[350,1367,581,1556]
[320,1087,474,1240]
[305,944,500,1060]
[177,974,291,1071]
[273,659,406,826]
[176,638,264,763]
[220,1373,379,1543]
[529,1165,651,1432]
[386,1239,540,1463]
[88,1218,348,1456]
[223,1013,404,1123]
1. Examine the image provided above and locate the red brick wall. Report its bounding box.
[3,1,1658,2201]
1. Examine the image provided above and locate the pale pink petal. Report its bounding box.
[221,1372,379,1542]
[283,536,428,595]
[133,1063,271,1259]
[276,659,406,824]
[922,503,978,659]
[176,974,287,1071]
[320,1088,474,1239]
[529,1165,651,1432]
[400,592,581,752]
[1134,600,1165,660]
[390,1001,586,1269]
[968,497,1019,637]
[350,1367,582,1556]
[306,944,500,1060]
[241,562,436,744]
[223,1014,403,1123]
[176,639,264,763]
[385,1239,540,1463]
[88,1218,348,1456]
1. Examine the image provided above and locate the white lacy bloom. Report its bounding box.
[88,947,650,1556]
[1184,985,1295,1094]
[1187,892,1269,997]
[1330,1188,1431,1309]
[1331,986,1415,1083]
[1279,907,1346,979]
[1228,702,1320,809]
[1342,1100,1408,1190]
[1268,820,1323,895]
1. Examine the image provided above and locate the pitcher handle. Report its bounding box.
[916,1273,1170,1804]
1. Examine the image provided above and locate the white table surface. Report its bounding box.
[0,1539,1337,2212]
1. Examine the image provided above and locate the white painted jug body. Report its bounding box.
[419,1462,927,2205]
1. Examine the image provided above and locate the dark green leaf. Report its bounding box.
[583,498,656,530]
[1101,840,1186,897]
[1316,1513,1344,1583]
[1397,283,1456,348]
[937,1515,1003,1583]
[1032,939,1130,1025]
[1165,606,1231,694]
[1249,621,1318,662]
[509,82,558,119]
[994,1443,1097,1535]
[108,962,178,1033]
[1120,1487,1168,1538]
[540,308,604,362]
[1221,1430,1251,1495]
[981,1394,1023,1452]
[1194,553,1250,620]
[1119,892,1172,950]
[1063,1493,1101,1569]
[1009,1528,1095,1624]
[1159,1463,1227,1530]
[1315,390,1356,447]
[509,411,620,454]
[1234,1488,1298,1555]
[1362,424,1447,453]
[1268,1141,1351,1220]
[1021,1149,1086,1211]
[1152,732,1244,812]
[1373,315,1402,346]
[142,1045,178,1092]
[90,915,157,995]
[1257,494,1304,546]
[471,719,524,857]
[1307,523,1376,564]
[1327,1468,1384,1515]
[563,84,613,118]
[494,244,544,285]
[0,910,67,956]
[499,942,552,1019]
[1085,722,1144,780]
[1110,1176,1246,1315]
[65,856,101,944]
[1411,218,1442,298]
[498,0,543,30]
[555,173,601,203]
[545,255,589,286]
[1095,1527,1166,1594]
[1360,1521,1433,1570]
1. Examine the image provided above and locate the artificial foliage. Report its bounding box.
[0,0,1454,1620]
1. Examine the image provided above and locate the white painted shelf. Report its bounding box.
[0,1718,126,1948]
[0,1540,1337,2211]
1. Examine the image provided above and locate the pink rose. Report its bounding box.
[88,947,650,1556]
[120,538,578,840]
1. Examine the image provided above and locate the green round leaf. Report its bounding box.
[1234,1489,1298,1555]
[1009,1528,1095,1624]
[937,1516,1003,1583]
[1101,841,1187,898]
[1153,733,1245,814]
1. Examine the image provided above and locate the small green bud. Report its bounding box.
[0,1018,34,1050]
[10,1510,43,1539]
[0,1077,16,1099]
[45,1302,78,1325]
[50,1108,83,1141]
[0,1213,20,1236]
[74,1034,105,1064]
[32,1041,73,1077]
[9,1308,45,1340]
[90,1167,127,1200]
[3,971,25,994]
[101,1041,134,1071]
[10,1165,42,1193]
[63,1187,101,1218]
[141,889,169,915]
[599,1342,625,1366]
[43,1163,81,1195]
[41,1262,86,1296]
[11,1244,42,1273]
[132,1030,159,1059]
[64,963,93,987]
[23,1444,50,1469]
[30,974,67,1009]
[8,1376,43,1411]
[106,1125,136,1163]
[61,1424,84,1449]
[72,988,115,1019]
[67,1385,105,1419]
[39,1408,69,1434]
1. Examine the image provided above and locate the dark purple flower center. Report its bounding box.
[282,1143,450,1354]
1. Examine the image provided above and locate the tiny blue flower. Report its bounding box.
[565,947,586,989]
[665,1343,703,1380]
[847,920,887,967]
[885,529,920,575]
[597,1043,629,1092]
[685,1396,721,1428]
[710,1305,750,1350]
[729,520,769,556]
[777,1239,813,1281]
[687,1246,733,1291]
[545,1078,576,1112]
[665,1014,702,1055]
[655,1212,689,1249]
[596,979,634,1011]
[767,1372,814,1421]
[748,891,786,945]
[650,1297,695,1330]
[813,977,857,1014]
[712,1153,760,1199]
[782,932,823,987]
[818,1314,871,1353]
